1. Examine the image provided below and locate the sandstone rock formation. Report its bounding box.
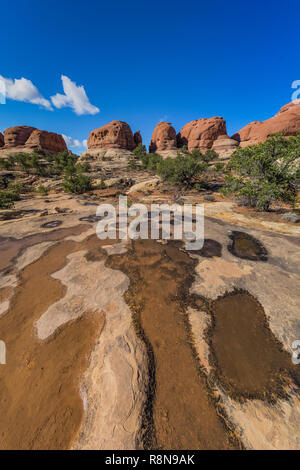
[232,102,300,146]
[4,126,37,148]
[0,125,67,154]
[79,148,135,173]
[87,121,137,150]
[25,129,67,153]
[134,131,142,147]
[177,117,227,152]
[149,122,177,153]
[127,177,161,194]
[212,134,239,158]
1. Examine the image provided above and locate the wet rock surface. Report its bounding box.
[193,239,222,258]
[40,220,63,229]
[208,291,300,402]
[0,192,299,450]
[227,231,268,261]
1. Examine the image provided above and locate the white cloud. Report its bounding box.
[51,75,99,115]
[0,75,52,110]
[63,134,88,148]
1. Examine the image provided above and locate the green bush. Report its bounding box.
[0,158,14,170]
[213,161,225,173]
[76,162,91,173]
[202,149,219,162]
[62,172,92,194]
[127,158,140,170]
[37,185,50,196]
[141,153,163,171]
[157,153,208,188]
[222,133,300,211]
[0,189,20,209]
[133,144,147,159]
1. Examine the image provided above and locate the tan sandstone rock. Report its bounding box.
[149,122,177,153]
[127,177,161,194]
[0,132,4,147]
[87,121,137,150]
[212,134,239,158]
[232,101,300,146]
[25,129,67,153]
[177,117,227,152]
[3,126,36,148]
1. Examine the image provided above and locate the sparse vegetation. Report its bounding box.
[129,147,220,189]
[36,185,50,196]
[221,133,300,211]
[0,150,93,202]
[157,153,209,188]
[62,171,92,194]
[133,143,147,158]
[0,188,20,209]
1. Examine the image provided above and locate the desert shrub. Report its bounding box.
[76,162,91,173]
[37,185,50,196]
[14,153,32,174]
[213,161,225,173]
[0,189,20,209]
[0,158,14,170]
[7,181,24,193]
[62,172,92,194]
[97,179,106,189]
[133,144,147,159]
[52,151,77,171]
[202,149,219,162]
[157,153,208,188]
[179,145,189,154]
[141,153,163,171]
[127,158,140,170]
[0,176,9,189]
[222,133,300,210]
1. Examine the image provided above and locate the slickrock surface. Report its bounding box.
[232,101,300,146]
[87,121,137,150]
[36,242,148,450]
[0,190,300,450]
[149,122,177,153]
[127,177,161,194]
[177,117,227,151]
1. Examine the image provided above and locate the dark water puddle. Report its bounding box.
[41,221,63,229]
[107,239,239,450]
[0,225,89,272]
[228,231,268,261]
[193,239,222,258]
[207,291,300,402]
[79,215,103,223]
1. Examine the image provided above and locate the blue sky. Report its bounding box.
[0,0,299,153]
